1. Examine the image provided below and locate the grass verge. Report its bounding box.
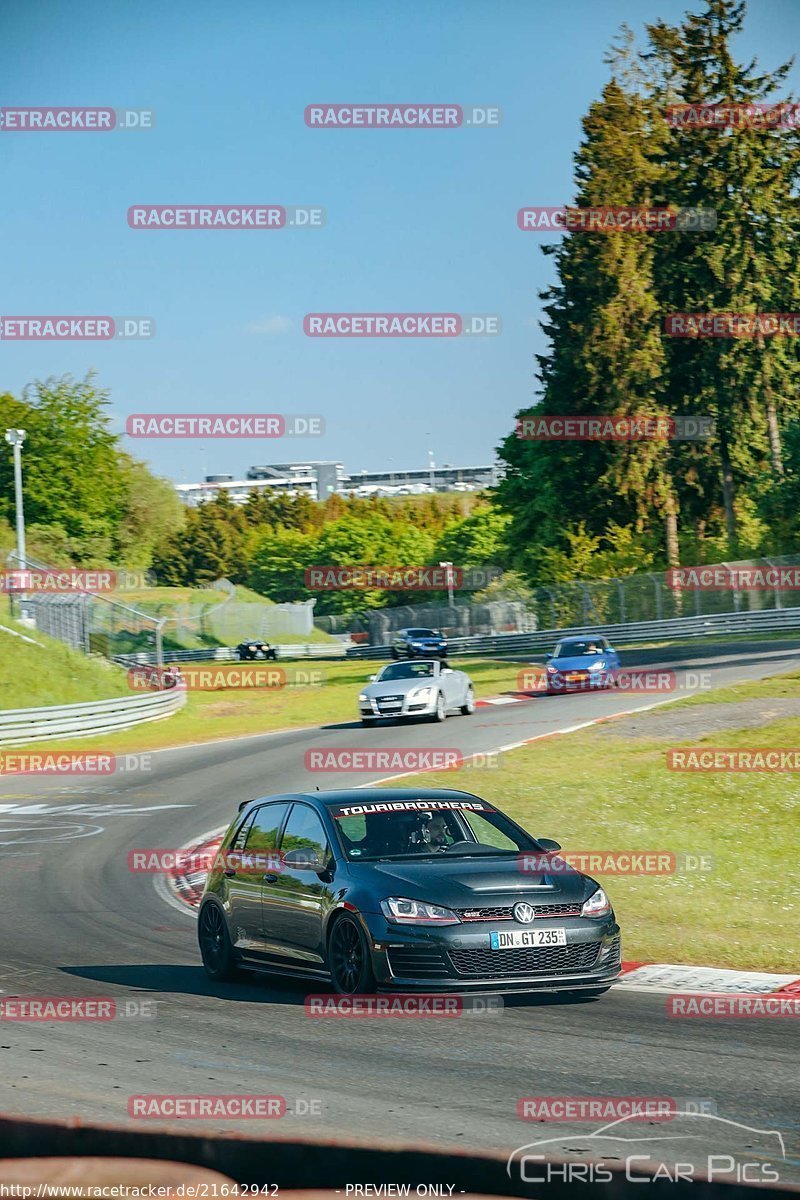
[377,671,800,972]
[6,657,526,754]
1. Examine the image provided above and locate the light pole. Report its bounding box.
[5,429,27,573]
[439,561,455,607]
[428,449,436,492]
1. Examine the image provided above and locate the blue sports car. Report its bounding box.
[543,635,620,694]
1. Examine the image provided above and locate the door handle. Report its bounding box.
[263,873,280,884]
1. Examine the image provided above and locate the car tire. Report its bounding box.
[198,903,238,982]
[431,692,446,722]
[460,687,475,715]
[328,913,376,995]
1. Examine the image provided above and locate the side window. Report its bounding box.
[280,803,330,864]
[245,803,289,854]
[461,810,519,851]
[230,811,254,851]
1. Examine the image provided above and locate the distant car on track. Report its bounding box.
[359,658,474,723]
[236,638,276,661]
[543,635,619,694]
[197,786,621,996]
[391,627,448,659]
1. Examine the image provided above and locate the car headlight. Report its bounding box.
[408,685,434,700]
[588,661,607,671]
[380,897,461,925]
[358,693,369,702]
[546,665,558,674]
[581,887,611,917]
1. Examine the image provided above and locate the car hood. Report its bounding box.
[551,655,607,671]
[356,854,591,906]
[363,679,436,697]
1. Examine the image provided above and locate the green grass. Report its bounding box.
[20,656,526,753]
[0,618,130,708]
[377,670,800,972]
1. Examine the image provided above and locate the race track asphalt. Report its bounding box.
[1,640,798,1181]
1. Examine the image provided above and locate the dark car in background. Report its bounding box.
[391,627,448,659]
[543,635,620,694]
[236,638,276,661]
[198,787,621,996]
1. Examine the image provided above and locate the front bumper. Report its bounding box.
[360,694,439,719]
[360,912,621,993]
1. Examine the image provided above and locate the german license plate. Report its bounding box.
[490,928,567,949]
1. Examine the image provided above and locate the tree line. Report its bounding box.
[496,0,800,581]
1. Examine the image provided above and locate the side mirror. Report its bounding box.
[545,652,553,661]
[606,647,616,654]
[441,667,452,674]
[367,674,377,682]
[536,837,561,853]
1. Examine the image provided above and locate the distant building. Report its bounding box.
[175,460,500,507]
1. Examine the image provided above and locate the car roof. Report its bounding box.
[558,634,606,645]
[239,786,483,816]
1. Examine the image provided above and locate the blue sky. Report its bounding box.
[2,0,798,484]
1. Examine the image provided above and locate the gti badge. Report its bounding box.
[513,902,537,923]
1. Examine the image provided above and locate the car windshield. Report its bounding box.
[329,799,539,861]
[406,628,437,638]
[554,639,605,657]
[377,661,437,681]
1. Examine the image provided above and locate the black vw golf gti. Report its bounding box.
[198,788,621,995]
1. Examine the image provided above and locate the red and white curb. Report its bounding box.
[159,831,800,997]
[618,961,800,996]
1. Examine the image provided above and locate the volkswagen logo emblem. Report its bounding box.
[513,902,537,924]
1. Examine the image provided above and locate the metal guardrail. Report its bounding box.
[115,642,354,667]
[344,604,800,660]
[0,689,187,746]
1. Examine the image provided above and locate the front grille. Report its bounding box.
[449,942,601,978]
[607,935,622,965]
[456,903,582,922]
[387,946,450,979]
[376,695,404,710]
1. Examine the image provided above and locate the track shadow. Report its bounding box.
[60,963,319,1005]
